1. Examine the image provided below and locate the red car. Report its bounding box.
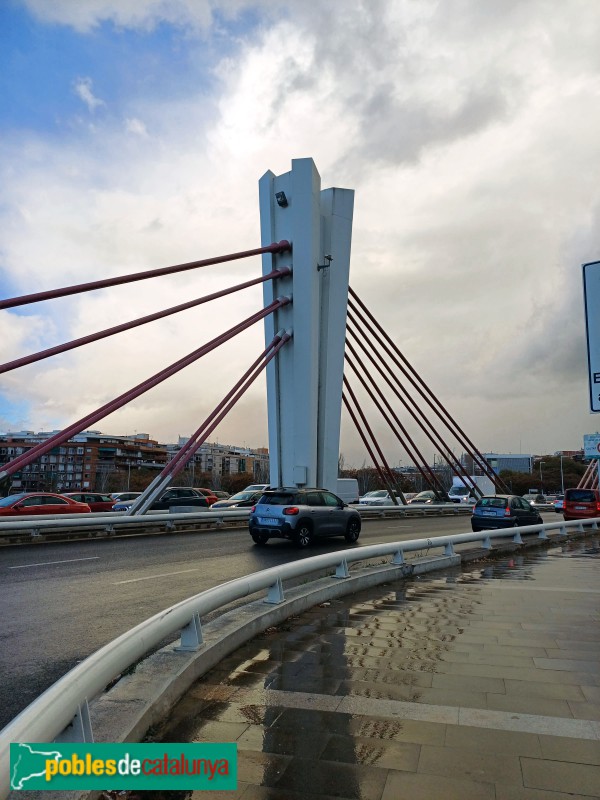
[563,488,600,521]
[0,492,91,516]
[194,487,219,506]
[64,492,116,512]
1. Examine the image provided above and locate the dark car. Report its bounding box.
[112,487,209,512]
[248,487,361,548]
[563,488,600,521]
[211,490,265,510]
[0,492,91,516]
[64,492,115,512]
[471,494,543,532]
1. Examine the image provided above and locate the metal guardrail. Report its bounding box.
[0,516,597,798]
[0,503,473,542]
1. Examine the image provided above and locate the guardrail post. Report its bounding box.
[55,699,94,743]
[444,542,455,556]
[30,529,40,538]
[265,577,285,604]
[334,558,350,578]
[512,531,523,544]
[392,549,405,564]
[175,613,204,652]
[592,520,599,530]
[559,525,568,536]
[482,536,492,550]
[537,527,548,539]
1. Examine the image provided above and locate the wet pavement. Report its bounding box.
[134,538,600,799]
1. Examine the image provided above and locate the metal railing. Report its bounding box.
[0,503,473,543]
[0,516,597,798]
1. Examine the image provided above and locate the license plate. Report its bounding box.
[575,506,587,510]
[259,517,279,526]
[481,510,496,516]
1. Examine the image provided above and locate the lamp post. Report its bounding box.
[559,455,564,494]
[539,461,545,494]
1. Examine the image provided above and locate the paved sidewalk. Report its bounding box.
[147,538,600,799]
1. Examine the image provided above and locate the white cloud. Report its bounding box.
[73,77,105,112]
[125,118,149,137]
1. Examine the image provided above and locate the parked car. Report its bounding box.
[0,492,91,516]
[212,490,230,500]
[110,492,142,503]
[211,489,265,509]
[63,492,115,512]
[471,495,543,531]
[563,488,600,521]
[522,493,547,506]
[359,490,401,506]
[243,484,271,492]
[194,487,219,506]
[554,495,565,513]
[112,487,209,512]
[407,490,446,504]
[248,487,361,547]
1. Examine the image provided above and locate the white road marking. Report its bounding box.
[10,557,100,569]
[114,568,199,585]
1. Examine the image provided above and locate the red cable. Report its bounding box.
[0,267,291,375]
[0,298,290,479]
[0,240,291,310]
[165,332,291,481]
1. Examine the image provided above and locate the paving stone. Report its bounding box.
[521,756,600,796]
[381,769,495,800]
[417,743,523,784]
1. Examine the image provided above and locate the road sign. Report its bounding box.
[583,260,600,413]
[583,433,600,459]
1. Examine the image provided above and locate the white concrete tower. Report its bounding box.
[259,158,354,491]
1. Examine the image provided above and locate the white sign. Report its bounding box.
[583,433,600,459]
[583,260,600,413]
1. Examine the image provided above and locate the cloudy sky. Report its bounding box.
[1,0,599,468]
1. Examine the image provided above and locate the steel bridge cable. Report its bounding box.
[344,341,446,496]
[128,332,292,515]
[0,267,292,375]
[0,240,291,310]
[348,289,508,493]
[341,389,398,503]
[346,316,480,496]
[0,297,290,480]
[342,376,404,504]
[348,298,492,494]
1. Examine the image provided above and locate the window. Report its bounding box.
[322,492,341,507]
[306,491,324,506]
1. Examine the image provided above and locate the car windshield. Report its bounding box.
[566,489,596,502]
[477,497,506,508]
[450,487,469,495]
[365,490,388,498]
[258,493,298,505]
[230,491,258,501]
[0,494,25,507]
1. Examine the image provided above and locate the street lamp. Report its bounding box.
[559,455,564,494]
[539,461,545,494]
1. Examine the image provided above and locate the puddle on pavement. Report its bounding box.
[114,535,599,799]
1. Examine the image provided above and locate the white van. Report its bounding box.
[335,478,360,504]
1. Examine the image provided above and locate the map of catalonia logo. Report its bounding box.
[10,742,237,790]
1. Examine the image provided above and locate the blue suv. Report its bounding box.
[249,487,361,548]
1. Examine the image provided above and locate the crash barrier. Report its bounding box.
[0,503,473,544]
[0,515,597,799]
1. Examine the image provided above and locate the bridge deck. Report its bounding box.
[142,539,600,799]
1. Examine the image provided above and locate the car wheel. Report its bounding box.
[345,518,361,543]
[293,522,313,548]
[251,532,269,546]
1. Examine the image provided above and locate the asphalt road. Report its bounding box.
[0,513,550,730]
